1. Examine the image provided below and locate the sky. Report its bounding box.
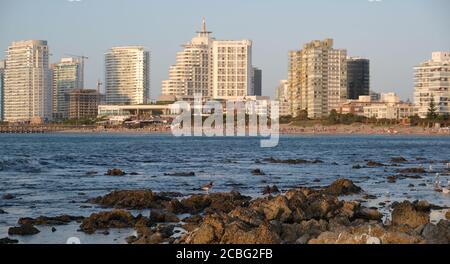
[0,0,449,101]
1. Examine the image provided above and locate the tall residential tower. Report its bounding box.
[51,57,83,120]
[105,46,150,105]
[288,39,347,118]
[4,40,51,122]
[162,18,214,98]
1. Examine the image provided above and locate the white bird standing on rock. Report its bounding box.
[429,165,433,172]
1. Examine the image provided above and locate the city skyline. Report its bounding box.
[1,0,449,101]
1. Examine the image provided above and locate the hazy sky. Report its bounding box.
[1,0,449,100]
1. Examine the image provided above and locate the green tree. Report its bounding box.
[426,97,438,120]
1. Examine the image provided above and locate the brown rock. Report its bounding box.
[2,193,15,200]
[324,179,362,196]
[18,215,84,226]
[79,210,136,234]
[391,201,430,228]
[396,168,426,174]
[250,196,292,222]
[446,210,450,220]
[88,189,170,209]
[105,168,126,176]
[8,224,40,236]
[149,210,180,223]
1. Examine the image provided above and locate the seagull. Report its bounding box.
[429,165,433,172]
[434,173,442,192]
[201,182,214,195]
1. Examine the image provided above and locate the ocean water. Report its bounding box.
[0,133,449,244]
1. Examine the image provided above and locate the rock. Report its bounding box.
[164,172,195,177]
[362,194,377,200]
[79,210,136,234]
[324,179,362,196]
[221,221,281,244]
[391,201,430,228]
[229,207,263,227]
[387,176,397,183]
[105,168,126,176]
[367,161,385,167]
[408,184,415,188]
[125,235,138,244]
[149,210,180,223]
[129,172,140,176]
[391,157,407,163]
[309,224,425,244]
[0,209,7,214]
[51,227,57,232]
[303,194,340,220]
[352,165,362,169]
[250,196,292,222]
[2,193,15,200]
[8,224,40,236]
[180,192,251,214]
[355,208,383,221]
[186,213,228,244]
[263,157,311,165]
[85,171,97,176]
[396,168,426,174]
[446,210,450,220]
[251,169,265,176]
[421,221,450,244]
[262,185,280,195]
[18,215,84,226]
[182,215,203,224]
[88,189,171,209]
[0,237,19,244]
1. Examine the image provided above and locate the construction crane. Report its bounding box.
[64,54,88,89]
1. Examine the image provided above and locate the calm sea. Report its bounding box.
[0,134,449,243]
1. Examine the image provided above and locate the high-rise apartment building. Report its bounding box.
[347,57,370,100]
[414,52,450,118]
[51,57,83,120]
[288,39,347,118]
[212,40,252,100]
[105,46,150,105]
[0,60,5,121]
[252,67,262,96]
[162,19,253,101]
[4,40,51,122]
[162,18,213,98]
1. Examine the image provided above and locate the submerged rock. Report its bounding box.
[149,210,180,223]
[164,172,195,177]
[105,168,126,176]
[8,224,40,236]
[2,193,15,200]
[0,237,19,244]
[88,189,171,209]
[396,168,426,174]
[367,161,385,167]
[18,215,84,226]
[251,169,266,176]
[0,209,7,214]
[262,185,280,195]
[263,157,313,165]
[391,157,407,163]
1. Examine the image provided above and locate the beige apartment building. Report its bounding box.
[288,39,347,119]
[162,18,213,98]
[105,46,150,105]
[212,40,252,100]
[414,52,450,118]
[4,40,51,122]
[275,80,291,117]
[162,19,253,101]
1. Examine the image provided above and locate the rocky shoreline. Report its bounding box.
[2,178,449,244]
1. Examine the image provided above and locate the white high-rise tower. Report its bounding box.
[162,18,214,98]
[4,40,51,122]
[105,46,150,105]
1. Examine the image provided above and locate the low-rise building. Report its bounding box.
[68,89,103,119]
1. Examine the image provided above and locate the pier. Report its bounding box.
[0,125,97,134]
